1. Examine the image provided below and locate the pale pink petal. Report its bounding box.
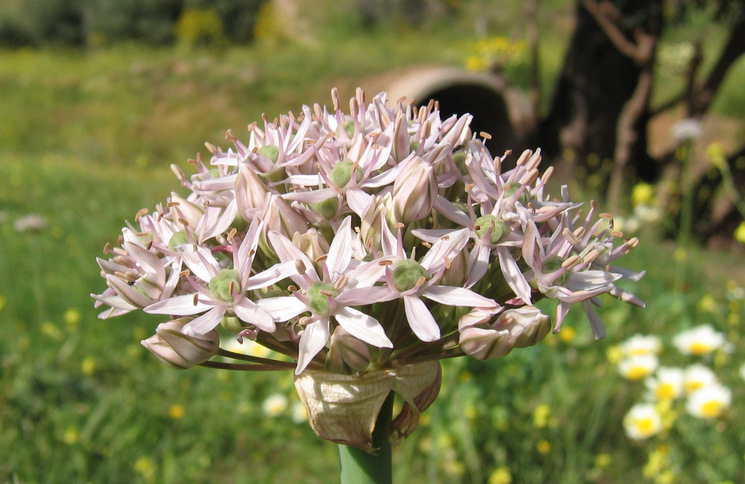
[267,230,318,286]
[179,245,218,282]
[496,246,532,303]
[183,306,225,335]
[465,244,491,288]
[423,285,498,309]
[296,318,330,374]
[326,216,353,276]
[420,228,469,272]
[105,274,153,309]
[404,295,441,342]
[243,261,298,291]
[145,294,212,315]
[334,307,393,348]
[233,299,276,332]
[336,286,398,306]
[256,296,308,322]
[347,258,392,288]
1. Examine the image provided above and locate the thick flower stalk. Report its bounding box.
[93,88,644,453]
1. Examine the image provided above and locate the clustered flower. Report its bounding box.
[93,88,644,447]
[617,325,734,441]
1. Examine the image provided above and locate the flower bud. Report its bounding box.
[326,326,371,374]
[236,164,268,217]
[495,306,551,348]
[392,157,438,223]
[459,306,550,360]
[141,319,220,369]
[292,229,330,276]
[264,194,309,239]
[168,192,203,229]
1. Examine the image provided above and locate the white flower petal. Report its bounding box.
[326,216,353,276]
[256,296,308,322]
[296,318,330,374]
[404,295,440,342]
[183,306,226,335]
[335,307,393,348]
[145,293,212,315]
[423,285,498,308]
[233,299,276,332]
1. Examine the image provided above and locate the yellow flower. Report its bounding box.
[63,308,81,326]
[594,453,612,468]
[134,457,156,481]
[63,426,79,445]
[532,404,552,428]
[536,439,552,454]
[81,357,96,376]
[696,294,718,313]
[488,466,512,484]
[735,221,745,245]
[631,183,655,207]
[169,404,185,420]
[559,326,576,343]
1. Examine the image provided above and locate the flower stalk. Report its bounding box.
[338,392,394,484]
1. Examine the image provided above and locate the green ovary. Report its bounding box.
[209,269,241,302]
[307,282,339,315]
[392,260,428,292]
[475,214,509,245]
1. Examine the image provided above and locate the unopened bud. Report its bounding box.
[326,326,371,374]
[392,157,438,223]
[142,318,220,369]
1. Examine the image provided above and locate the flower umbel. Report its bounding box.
[93,88,644,449]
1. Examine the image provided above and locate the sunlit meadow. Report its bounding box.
[2,7,745,484]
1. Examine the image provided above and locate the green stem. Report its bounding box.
[338,392,393,484]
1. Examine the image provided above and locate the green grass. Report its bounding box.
[1,17,745,484]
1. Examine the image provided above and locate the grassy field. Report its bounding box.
[1,16,745,484]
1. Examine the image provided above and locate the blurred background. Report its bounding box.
[1,0,744,482]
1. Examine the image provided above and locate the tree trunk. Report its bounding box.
[538,0,662,187]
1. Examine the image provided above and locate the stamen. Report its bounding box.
[479,131,492,140]
[334,275,348,291]
[103,242,111,254]
[227,228,237,242]
[193,293,199,306]
[135,208,148,222]
[378,260,394,266]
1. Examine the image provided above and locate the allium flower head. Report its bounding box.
[93,88,644,449]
